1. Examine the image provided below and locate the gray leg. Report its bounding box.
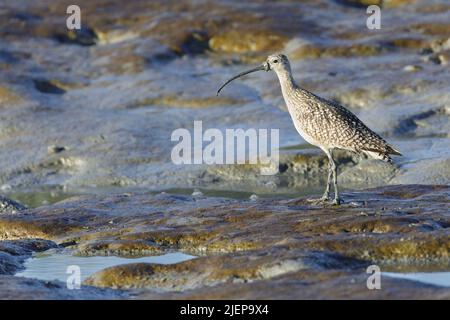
[307,149,332,203]
[322,150,333,200]
[329,150,342,205]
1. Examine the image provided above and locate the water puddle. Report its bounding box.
[5,186,324,208]
[6,189,79,208]
[384,272,450,288]
[15,251,196,283]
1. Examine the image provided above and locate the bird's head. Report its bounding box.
[265,53,290,74]
[217,53,291,96]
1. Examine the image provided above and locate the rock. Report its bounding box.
[430,38,450,53]
[0,196,26,214]
[126,95,245,109]
[191,189,203,197]
[290,43,382,60]
[411,23,450,36]
[33,79,66,94]
[47,145,68,154]
[0,239,57,256]
[417,3,450,14]
[403,65,422,72]
[173,30,210,55]
[0,275,126,299]
[84,248,365,290]
[95,28,139,45]
[204,150,360,192]
[0,252,21,274]
[0,239,57,274]
[54,27,98,46]
[74,239,164,257]
[209,30,287,54]
[136,270,450,299]
[429,52,449,65]
[387,38,430,50]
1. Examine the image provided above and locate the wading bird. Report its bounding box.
[217,54,401,205]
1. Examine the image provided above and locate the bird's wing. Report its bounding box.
[321,98,401,156]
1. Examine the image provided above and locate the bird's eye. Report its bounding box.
[273,59,278,64]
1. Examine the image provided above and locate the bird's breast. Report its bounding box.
[287,107,321,147]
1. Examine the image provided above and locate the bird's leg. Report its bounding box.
[329,150,342,205]
[307,150,332,204]
[322,151,333,200]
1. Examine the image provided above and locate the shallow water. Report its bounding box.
[15,251,196,283]
[6,190,80,208]
[384,272,450,288]
[6,185,327,208]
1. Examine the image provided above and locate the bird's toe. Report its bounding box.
[331,198,343,206]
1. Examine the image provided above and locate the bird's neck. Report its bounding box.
[276,69,299,110]
[276,69,296,92]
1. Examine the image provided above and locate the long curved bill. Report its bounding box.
[216,64,268,96]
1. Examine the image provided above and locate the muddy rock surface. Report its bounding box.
[0,184,449,299]
[0,275,127,300]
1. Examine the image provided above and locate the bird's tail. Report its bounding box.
[362,145,402,164]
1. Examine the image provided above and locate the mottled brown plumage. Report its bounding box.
[282,77,401,163]
[217,53,401,205]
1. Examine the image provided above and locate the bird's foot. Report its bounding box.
[306,195,329,204]
[331,197,343,206]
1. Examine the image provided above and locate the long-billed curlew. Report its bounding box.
[217,54,401,205]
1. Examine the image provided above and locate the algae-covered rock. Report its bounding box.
[411,23,450,36]
[74,239,164,257]
[290,43,382,59]
[127,95,245,109]
[209,30,288,54]
[83,248,363,290]
[387,38,430,50]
